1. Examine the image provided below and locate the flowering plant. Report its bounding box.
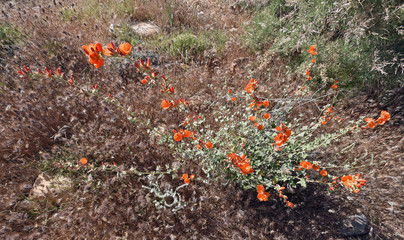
[18,43,390,209]
[165,46,389,206]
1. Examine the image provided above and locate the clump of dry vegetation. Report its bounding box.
[0,0,403,239]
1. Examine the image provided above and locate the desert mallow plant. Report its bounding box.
[18,42,390,208]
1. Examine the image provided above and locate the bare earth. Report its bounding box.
[0,0,403,239]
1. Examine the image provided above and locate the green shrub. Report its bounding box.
[170,80,363,197]
[162,30,227,62]
[167,32,208,61]
[61,8,81,22]
[244,0,404,92]
[0,23,22,45]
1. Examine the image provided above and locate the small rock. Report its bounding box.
[29,173,72,206]
[230,57,250,72]
[20,184,32,193]
[150,124,167,144]
[23,184,32,190]
[338,214,370,237]
[130,22,159,37]
[83,183,92,193]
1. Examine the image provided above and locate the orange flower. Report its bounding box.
[82,43,105,68]
[240,163,254,174]
[103,42,116,56]
[308,45,317,55]
[381,110,390,121]
[257,192,270,201]
[245,83,254,93]
[180,173,195,184]
[228,153,254,174]
[287,201,293,208]
[103,48,114,57]
[81,42,102,53]
[377,118,385,125]
[95,42,103,52]
[80,158,88,165]
[257,185,265,193]
[263,100,269,107]
[299,161,312,170]
[257,125,264,130]
[206,141,213,149]
[274,133,284,141]
[183,130,191,138]
[256,184,269,201]
[82,45,92,55]
[141,79,147,84]
[174,133,183,142]
[273,125,289,147]
[89,52,104,68]
[331,84,338,90]
[364,117,374,123]
[263,113,270,119]
[368,121,376,128]
[312,59,315,63]
[82,43,97,55]
[276,185,285,191]
[341,175,354,187]
[248,116,256,121]
[274,134,285,147]
[161,99,170,109]
[312,164,320,171]
[320,170,328,177]
[196,144,201,149]
[118,42,132,55]
[231,97,236,102]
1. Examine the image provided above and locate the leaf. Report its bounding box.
[297,179,307,188]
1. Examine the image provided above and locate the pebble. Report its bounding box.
[338,214,370,237]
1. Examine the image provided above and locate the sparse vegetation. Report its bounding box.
[0,23,22,46]
[0,0,403,239]
[160,30,227,62]
[0,23,23,49]
[244,0,404,92]
[115,23,141,46]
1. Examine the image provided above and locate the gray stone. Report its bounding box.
[22,184,32,190]
[130,22,160,37]
[339,214,370,237]
[29,173,72,206]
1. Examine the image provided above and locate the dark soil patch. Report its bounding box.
[0,0,403,239]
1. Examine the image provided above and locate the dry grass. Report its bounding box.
[0,0,403,239]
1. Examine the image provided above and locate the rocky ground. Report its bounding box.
[0,0,403,239]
